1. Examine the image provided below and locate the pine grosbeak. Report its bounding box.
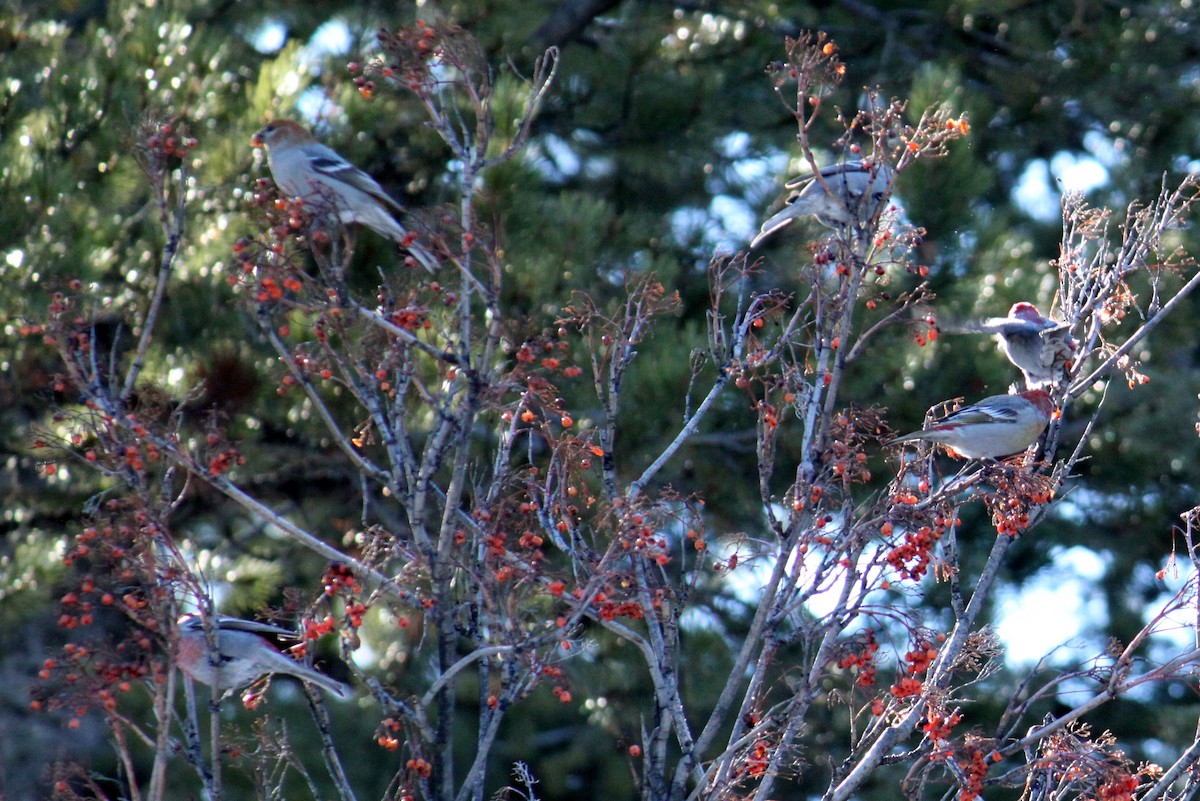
[751,160,893,248]
[885,389,1054,459]
[252,119,437,271]
[176,613,349,698]
[950,302,1078,388]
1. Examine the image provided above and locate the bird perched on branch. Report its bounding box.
[944,302,1078,388]
[751,160,893,248]
[885,389,1054,460]
[252,119,438,272]
[176,613,349,698]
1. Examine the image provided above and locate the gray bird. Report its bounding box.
[948,302,1078,389]
[751,160,893,248]
[885,389,1054,460]
[176,613,349,698]
[252,119,438,272]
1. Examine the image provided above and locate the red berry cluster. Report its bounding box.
[228,189,311,296]
[519,657,572,703]
[883,512,955,581]
[145,121,196,160]
[497,331,586,441]
[835,629,879,686]
[825,405,888,486]
[618,509,672,566]
[1097,771,1140,801]
[33,503,171,733]
[596,597,645,622]
[912,312,939,347]
[473,488,554,585]
[981,467,1055,537]
[372,21,464,97]
[922,707,962,743]
[737,738,774,779]
[405,757,433,777]
[137,119,197,178]
[769,32,845,93]
[955,743,990,801]
[33,639,152,731]
[303,616,337,640]
[376,716,402,751]
[320,563,371,628]
[387,304,431,331]
[323,563,363,597]
[889,635,941,700]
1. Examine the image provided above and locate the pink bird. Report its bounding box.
[252,119,437,272]
[885,389,1055,460]
[176,613,349,698]
[751,160,893,248]
[950,302,1078,388]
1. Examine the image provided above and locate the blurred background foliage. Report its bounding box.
[3,0,1200,798]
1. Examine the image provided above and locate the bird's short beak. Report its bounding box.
[250,130,265,148]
